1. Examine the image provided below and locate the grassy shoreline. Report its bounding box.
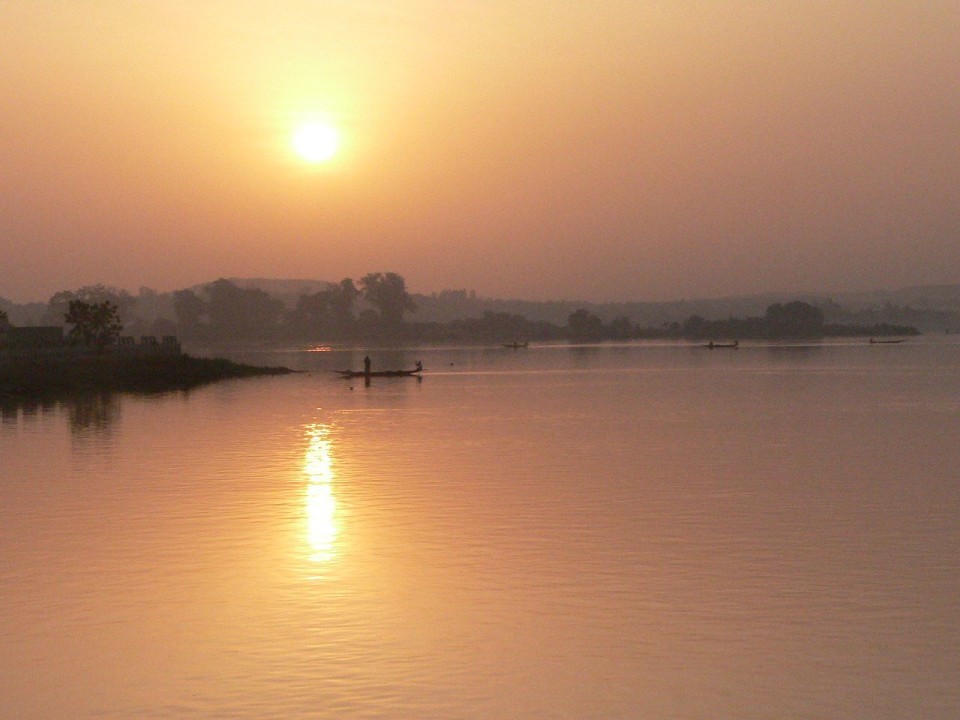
[0,353,296,398]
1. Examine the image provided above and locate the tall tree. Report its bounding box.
[65,299,123,351]
[328,278,359,335]
[292,290,332,336]
[173,289,206,336]
[291,278,359,339]
[764,301,825,338]
[45,285,134,326]
[567,308,605,341]
[359,272,416,329]
[202,279,285,340]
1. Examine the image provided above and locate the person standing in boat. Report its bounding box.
[415,360,422,372]
[363,355,371,375]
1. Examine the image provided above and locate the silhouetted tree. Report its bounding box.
[357,308,381,336]
[173,289,206,337]
[328,278,360,335]
[202,279,285,340]
[290,278,359,339]
[45,285,134,326]
[567,309,605,341]
[360,272,416,329]
[292,291,331,336]
[150,317,178,337]
[607,316,634,340]
[0,309,10,346]
[682,314,707,338]
[446,311,531,341]
[65,299,123,351]
[764,301,824,338]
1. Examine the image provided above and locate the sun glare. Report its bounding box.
[292,122,339,163]
[304,423,338,563]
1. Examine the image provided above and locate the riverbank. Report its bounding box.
[0,353,296,398]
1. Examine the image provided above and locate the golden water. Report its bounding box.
[2,340,958,718]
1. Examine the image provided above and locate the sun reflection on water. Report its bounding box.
[304,423,338,563]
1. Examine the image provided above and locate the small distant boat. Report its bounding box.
[705,340,738,349]
[503,342,528,349]
[335,367,423,378]
[869,338,905,344]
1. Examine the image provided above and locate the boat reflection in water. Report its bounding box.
[303,422,338,564]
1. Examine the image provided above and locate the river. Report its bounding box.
[2,338,958,719]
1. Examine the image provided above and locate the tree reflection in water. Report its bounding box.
[0,394,120,433]
[1,397,21,424]
[68,392,120,435]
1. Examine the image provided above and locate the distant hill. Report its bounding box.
[0,296,48,326]
[4,280,960,332]
[192,278,333,309]
[410,285,960,331]
[832,285,960,313]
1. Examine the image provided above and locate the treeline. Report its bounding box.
[0,353,293,398]
[10,274,420,344]
[3,278,920,346]
[675,301,918,341]
[173,273,416,342]
[434,301,916,343]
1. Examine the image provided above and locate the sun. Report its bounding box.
[292,122,339,163]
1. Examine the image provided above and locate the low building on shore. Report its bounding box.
[3,326,66,349]
[0,328,182,358]
[116,335,182,355]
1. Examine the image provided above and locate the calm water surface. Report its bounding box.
[2,340,959,719]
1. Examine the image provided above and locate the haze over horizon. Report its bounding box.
[2,2,958,305]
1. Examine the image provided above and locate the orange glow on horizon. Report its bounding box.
[2,2,959,302]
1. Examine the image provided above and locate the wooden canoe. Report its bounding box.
[335,368,422,378]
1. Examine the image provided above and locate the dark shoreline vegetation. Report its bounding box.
[0,279,926,400]
[0,354,295,399]
[2,277,943,351]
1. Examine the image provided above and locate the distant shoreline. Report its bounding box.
[0,353,296,399]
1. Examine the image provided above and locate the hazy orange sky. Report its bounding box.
[2,1,958,303]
